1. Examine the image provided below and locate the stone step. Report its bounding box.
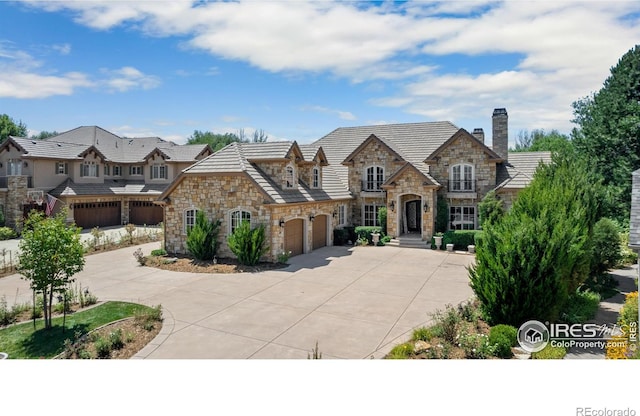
[388,238,431,249]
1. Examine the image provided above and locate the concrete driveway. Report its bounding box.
[0,242,475,359]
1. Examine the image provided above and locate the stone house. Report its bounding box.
[161,108,551,260]
[0,126,211,230]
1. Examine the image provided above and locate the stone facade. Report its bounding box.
[492,108,509,160]
[345,139,404,226]
[384,167,437,239]
[163,172,341,261]
[6,176,28,231]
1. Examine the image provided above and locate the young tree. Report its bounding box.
[0,114,27,143]
[17,211,85,329]
[227,221,269,266]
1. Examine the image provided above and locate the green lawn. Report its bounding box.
[0,301,154,359]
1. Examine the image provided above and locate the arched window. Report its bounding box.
[312,167,320,188]
[285,165,295,189]
[363,166,384,191]
[230,209,251,234]
[184,208,198,233]
[450,164,474,192]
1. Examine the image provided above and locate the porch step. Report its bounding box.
[387,236,431,249]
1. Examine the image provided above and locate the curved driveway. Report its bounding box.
[0,242,474,359]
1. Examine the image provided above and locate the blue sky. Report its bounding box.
[1,1,639,147]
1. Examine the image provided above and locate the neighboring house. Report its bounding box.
[0,126,211,230]
[161,108,551,261]
[630,169,640,275]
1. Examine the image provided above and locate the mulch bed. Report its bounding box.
[144,254,288,274]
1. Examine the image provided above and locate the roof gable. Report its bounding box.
[381,162,439,188]
[341,134,405,165]
[424,129,503,163]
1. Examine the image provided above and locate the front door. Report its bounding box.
[405,200,421,233]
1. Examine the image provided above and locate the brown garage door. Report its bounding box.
[129,201,163,225]
[74,201,121,229]
[312,214,327,250]
[284,218,304,257]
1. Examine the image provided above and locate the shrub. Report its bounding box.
[431,304,462,344]
[277,250,292,264]
[387,342,414,359]
[590,217,623,277]
[560,289,601,324]
[442,230,483,250]
[489,324,517,358]
[94,337,112,359]
[0,295,16,326]
[412,326,437,342]
[478,190,504,228]
[354,226,382,245]
[109,329,124,350]
[227,221,269,266]
[151,248,167,257]
[333,228,349,246]
[186,211,221,261]
[133,248,146,266]
[0,226,16,241]
[377,207,387,235]
[458,331,495,359]
[531,343,567,359]
[435,198,448,233]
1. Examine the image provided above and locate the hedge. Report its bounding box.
[333,226,356,246]
[354,226,382,245]
[433,230,483,250]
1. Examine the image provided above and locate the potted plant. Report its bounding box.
[433,232,444,250]
[371,231,381,246]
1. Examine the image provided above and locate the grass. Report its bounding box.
[560,289,601,324]
[0,301,156,359]
[531,343,567,359]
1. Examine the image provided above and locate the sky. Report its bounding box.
[1,1,639,147]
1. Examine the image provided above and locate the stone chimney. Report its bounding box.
[472,128,485,143]
[492,108,508,160]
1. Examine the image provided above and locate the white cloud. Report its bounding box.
[101,66,161,92]
[300,105,356,121]
[52,43,71,55]
[13,0,640,134]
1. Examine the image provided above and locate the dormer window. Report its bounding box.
[450,164,474,192]
[151,164,167,180]
[312,167,320,188]
[363,166,384,191]
[285,164,296,189]
[8,159,22,176]
[80,161,99,177]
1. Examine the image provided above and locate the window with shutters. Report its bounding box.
[130,165,143,176]
[55,162,68,175]
[80,161,98,177]
[151,164,167,180]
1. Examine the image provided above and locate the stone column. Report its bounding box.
[7,176,28,232]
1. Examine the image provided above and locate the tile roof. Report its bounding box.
[37,126,209,163]
[5,137,88,159]
[49,179,167,197]
[630,169,640,249]
[495,152,553,190]
[179,142,352,204]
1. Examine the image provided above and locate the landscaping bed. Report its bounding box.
[142,253,288,274]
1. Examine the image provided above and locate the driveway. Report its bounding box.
[0,242,475,359]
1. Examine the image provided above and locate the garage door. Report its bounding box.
[312,214,327,250]
[74,201,121,229]
[129,201,163,225]
[284,218,304,257]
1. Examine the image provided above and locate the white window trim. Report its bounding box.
[229,209,252,235]
[183,208,198,234]
[81,161,99,178]
[130,165,143,176]
[151,163,168,180]
[112,165,122,177]
[56,162,67,175]
[312,166,320,189]
[8,159,22,176]
[285,163,296,189]
[449,205,477,230]
[450,163,475,191]
[363,165,384,191]
[338,204,347,227]
[362,202,382,227]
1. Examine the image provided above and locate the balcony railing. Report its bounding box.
[0,176,33,188]
[448,179,476,193]
[361,180,384,192]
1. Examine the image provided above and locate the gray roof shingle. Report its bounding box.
[49,179,167,197]
[495,152,553,190]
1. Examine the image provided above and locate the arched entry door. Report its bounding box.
[405,199,421,233]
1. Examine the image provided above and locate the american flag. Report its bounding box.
[45,194,57,216]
